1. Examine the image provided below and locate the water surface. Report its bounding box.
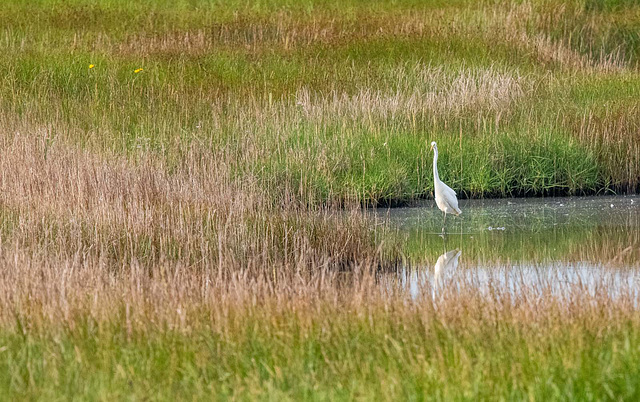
[375,195,640,298]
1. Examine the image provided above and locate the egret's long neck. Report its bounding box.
[432,148,440,183]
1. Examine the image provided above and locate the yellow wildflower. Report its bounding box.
[88,64,95,69]
[134,68,143,73]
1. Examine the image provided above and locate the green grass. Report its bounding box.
[1,0,640,399]
[0,0,637,204]
[2,304,640,400]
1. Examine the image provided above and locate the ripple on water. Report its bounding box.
[374,195,640,299]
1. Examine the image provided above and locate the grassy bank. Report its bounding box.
[1,0,640,399]
[0,0,638,205]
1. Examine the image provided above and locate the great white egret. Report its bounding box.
[429,141,461,233]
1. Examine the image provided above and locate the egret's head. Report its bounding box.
[429,141,437,152]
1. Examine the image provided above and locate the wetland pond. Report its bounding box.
[375,195,640,299]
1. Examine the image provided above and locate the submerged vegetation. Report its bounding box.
[0,0,639,398]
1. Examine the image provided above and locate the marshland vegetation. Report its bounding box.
[0,0,639,398]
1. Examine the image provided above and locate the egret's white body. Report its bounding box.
[429,141,461,232]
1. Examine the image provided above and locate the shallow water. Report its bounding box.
[375,195,640,298]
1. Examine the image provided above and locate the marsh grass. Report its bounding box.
[0,0,637,205]
[0,0,639,398]
[2,262,640,400]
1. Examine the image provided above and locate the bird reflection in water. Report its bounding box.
[432,249,462,301]
[399,246,462,300]
[398,228,464,299]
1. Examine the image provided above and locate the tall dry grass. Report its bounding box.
[0,125,387,275]
[3,244,640,400]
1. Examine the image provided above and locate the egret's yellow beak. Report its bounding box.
[429,144,434,151]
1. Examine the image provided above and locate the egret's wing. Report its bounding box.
[439,182,461,213]
[440,181,457,198]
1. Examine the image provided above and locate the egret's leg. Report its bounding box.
[442,211,447,234]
